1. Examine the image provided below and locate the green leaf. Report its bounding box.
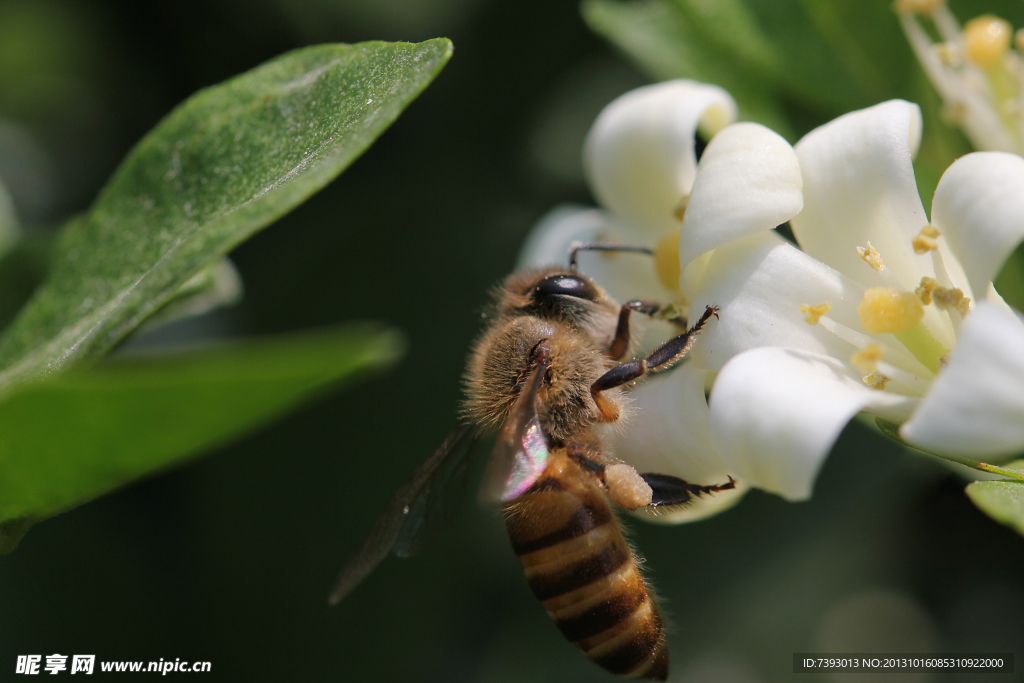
[582,0,794,138]
[0,39,451,393]
[0,177,19,259]
[967,461,1024,537]
[0,324,405,553]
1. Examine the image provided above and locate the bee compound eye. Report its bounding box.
[532,274,600,302]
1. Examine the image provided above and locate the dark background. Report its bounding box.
[0,1,1022,681]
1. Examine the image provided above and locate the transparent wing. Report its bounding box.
[328,422,483,605]
[478,361,551,505]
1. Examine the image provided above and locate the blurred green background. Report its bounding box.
[0,0,1022,681]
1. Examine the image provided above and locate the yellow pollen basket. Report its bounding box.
[654,229,682,293]
[964,15,1012,68]
[857,287,924,334]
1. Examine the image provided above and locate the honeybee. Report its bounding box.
[330,243,735,680]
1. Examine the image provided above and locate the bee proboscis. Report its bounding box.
[330,244,735,680]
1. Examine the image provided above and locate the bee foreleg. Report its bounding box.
[591,305,719,421]
[640,473,737,508]
[607,300,662,360]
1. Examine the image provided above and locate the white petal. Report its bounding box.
[678,122,804,271]
[516,205,669,305]
[517,205,607,269]
[792,101,933,294]
[931,152,1024,298]
[709,347,913,501]
[608,364,747,523]
[900,302,1024,457]
[687,232,868,372]
[584,80,737,237]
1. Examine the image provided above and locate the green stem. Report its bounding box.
[876,418,1024,482]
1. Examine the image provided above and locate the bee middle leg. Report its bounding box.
[607,300,687,361]
[591,304,719,421]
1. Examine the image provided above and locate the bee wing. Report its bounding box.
[328,422,483,605]
[477,360,551,505]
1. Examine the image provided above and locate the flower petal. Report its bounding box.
[687,232,872,372]
[584,80,736,237]
[792,101,933,294]
[709,347,913,501]
[516,205,668,305]
[931,152,1024,298]
[678,122,803,271]
[900,302,1024,458]
[608,364,747,523]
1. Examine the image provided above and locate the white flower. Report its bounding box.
[519,80,796,519]
[897,0,1024,154]
[688,100,1024,500]
[522,81,1024,507]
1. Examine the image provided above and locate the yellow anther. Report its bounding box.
[957,296,972,316]
[937,42,962,68]
[964,15,1012,68]
[654,229,681,293]
[799,302,831,325]
[863,371,891,390]
[858,287,925,334]
[912,235,937,254]
[673,195,689,223]
[893,0,944,16]
[938,353,950,369]
[941,102,969,126]
[857,241,885,271]
[912,225,941,254]
[916,276,939,304]
[851,343,884,373]
[932,286,965,311]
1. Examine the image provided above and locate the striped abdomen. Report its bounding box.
[503,454,668,680]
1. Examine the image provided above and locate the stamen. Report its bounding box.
[863,371,891,390]
[964,15,1012,68]
[815,315,936,382]
[936,42,961,67]
[912,224,941,254]
[858,287,925,334]
[894,0,944,16]
[654,229,682,293]
[941,102,969,126]
[857,241,885,270]
[851,343,884,373]
[957,296,971,316]
[932,285,965,311]
[799,302,831,325]
[1015,28,1024,54]
[916,276,938,304]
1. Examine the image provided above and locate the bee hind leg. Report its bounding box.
[567,445,655,510]
[641,473,737,508]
